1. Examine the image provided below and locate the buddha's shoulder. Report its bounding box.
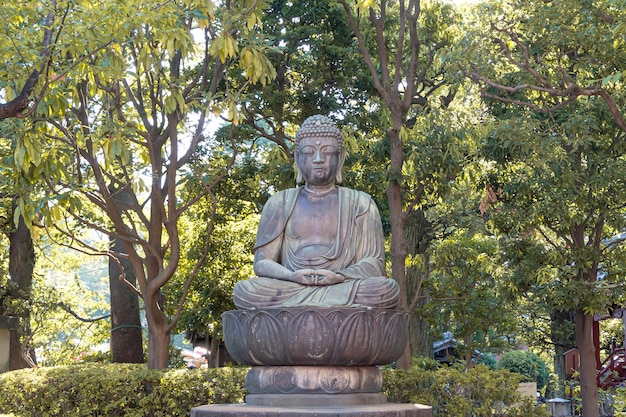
[271,187,300,198]
[264,187,300,206]
[338,186,374,202]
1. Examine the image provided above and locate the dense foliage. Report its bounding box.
[1,0,278,369]
[497,350,550,390]
[461,1,626,414]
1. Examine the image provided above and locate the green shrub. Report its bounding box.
[0,362,547,417]
[614,387,626,416]
[383,364,549,417]
[497,350,550,390]
[0,363,247,417]
[478,353,497,370]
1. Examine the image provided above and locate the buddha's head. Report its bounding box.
[294,115,347,185]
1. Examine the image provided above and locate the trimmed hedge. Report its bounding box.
[0,363,547,417]
[0,364,247,417]
[383,364,549,417]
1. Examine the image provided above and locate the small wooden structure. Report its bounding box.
[432,332,481,365]
[563,348,580,377]
[433,333,457,364]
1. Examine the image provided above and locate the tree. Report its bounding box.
[497,231,579,392]
[0,2,55,120]
[240,0,374,148]
[6,0,276,369]
[168,129,266,365]
[229,0,378,196]
[498,350,550,391]
[0,118,38,369]
[466,1,626,414]
[427,231,517,369]
[1,203,36,369]
[0,1,53,360]
[1,1,128,367]
[467,0,626,133]
[337,0,473,367]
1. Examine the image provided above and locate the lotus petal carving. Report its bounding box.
[287,310,336,363]
[223,308,408,366]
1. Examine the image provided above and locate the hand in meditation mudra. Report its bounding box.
[234,115,400,310]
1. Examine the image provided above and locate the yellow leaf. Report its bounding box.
[50,205,61,222]
[247,14,257,31]
[167,37,176,58]
[242,49,253,67]
[176,92,186,112]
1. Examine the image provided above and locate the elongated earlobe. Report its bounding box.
[335,150,346,183]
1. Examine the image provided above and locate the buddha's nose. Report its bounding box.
[313,150,324,163]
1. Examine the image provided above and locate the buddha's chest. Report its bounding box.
[286,193,339,248]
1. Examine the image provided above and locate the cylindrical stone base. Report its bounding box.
[246,366,382,394]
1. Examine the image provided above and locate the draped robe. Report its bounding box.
[233,186,400,309]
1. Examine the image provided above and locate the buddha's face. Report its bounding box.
[296,135,341,187]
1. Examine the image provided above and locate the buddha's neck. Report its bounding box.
[303,184,337,197]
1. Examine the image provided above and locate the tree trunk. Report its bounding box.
[144,283,171,369]
[386,126,410,369]
[7,211,36,369]
[109,237,144,363]
[146,312,171,369]
[551,309,576,397]
[405,209,432,359]
[575,309,600,417]
[408,299,432,359]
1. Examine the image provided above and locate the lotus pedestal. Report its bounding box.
[191,308,432,417]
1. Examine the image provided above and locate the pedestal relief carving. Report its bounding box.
[319,367,349,393]
[223,308,409,366]
[246,365,382,394]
